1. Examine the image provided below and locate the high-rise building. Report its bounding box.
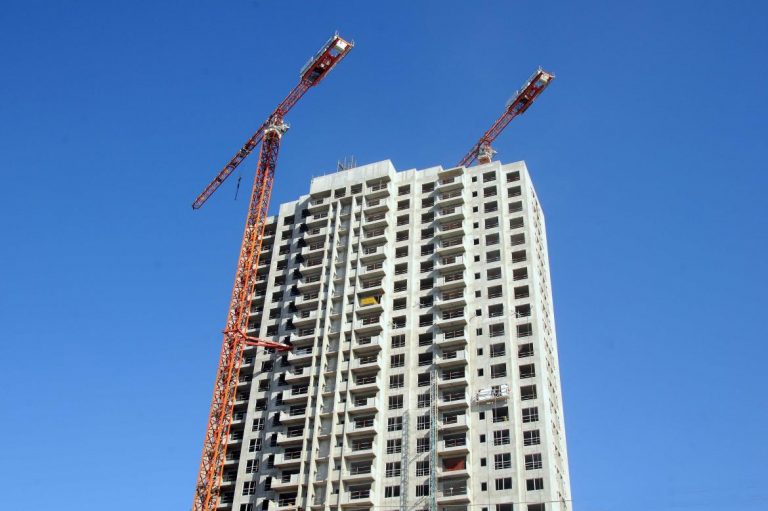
[223,159,571,511]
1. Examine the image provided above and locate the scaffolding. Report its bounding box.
[475,383,511,403]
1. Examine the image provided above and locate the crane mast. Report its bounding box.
[458,68,554,168]
[191,34,353,511]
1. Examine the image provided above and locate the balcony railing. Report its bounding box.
[441,309,465,320]
[354,418,375,429]
[442,392,465,402]
[442,370,465,381]
[439,486,467,497]
[440,237,463,248]
[443,437,467,448]
[437,206,461,217]
[441,414,467,427]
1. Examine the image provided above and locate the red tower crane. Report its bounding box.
[458,68,554,168]
[191,34,353,511]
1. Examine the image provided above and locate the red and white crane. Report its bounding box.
[191,34,353,511]
[458,68,554,167]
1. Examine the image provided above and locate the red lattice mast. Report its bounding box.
[191,34,353,511]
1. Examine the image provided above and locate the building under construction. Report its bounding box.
[216,159,571,511]
[190,33,571,511]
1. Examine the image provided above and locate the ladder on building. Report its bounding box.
[400,411,409,510]
[429,366,439,511]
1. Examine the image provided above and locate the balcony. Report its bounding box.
[306,211,330,228]
[275,496,299,510]
[435,289,466,308]
[271,473,301,491]
[435,236,465,255]
[299,255,324,272]
[435,205,465,222]
[340,488,375,506]
[360,260,386,278]
[359,244,386,262]
[358,277,384,294]
[352,335,382,354]
[440,414,469,431]
[349,395,378,414]
[438,391,468,410]
[437,189,464,206]
[274,450,302,468]
[295,274,322,292]
[435,175,463,192]
[279,407,308,424]
[294,292,320,308]
[347,417,377,436]
[354,317,382,334]
[439,369,468,389]
[436,254,466,272]
[287,347,314,364]
[300,242,325,256]
[292,309,319,327]
[276,429,305,446]
[437,465,470,480]
[435,271,466,291]
[349,373,379,392]
[356,294,383,313]
[439,436,469,455]
[436,330,467,348]
[363,212,388,230]
[345,440,376,459]
[284,366,311,384]
[307,196,329,212]
[436,307,467,327]
[352,355,381,372]
[436,484,470,504]
[364,197,389,214]
[436,350,468,367]
[283,385,310,404]
[342,465,376,482]
[435,220,465,238]
[365,181,391,198]
[302,225,329,242]
[361,227,388,245]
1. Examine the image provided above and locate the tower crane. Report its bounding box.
[458,68,554,167]
[191,34,353,511]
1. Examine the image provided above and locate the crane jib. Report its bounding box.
[458,68,554,168]
[191,35,353,211]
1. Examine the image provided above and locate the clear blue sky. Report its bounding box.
[1,1,766,509]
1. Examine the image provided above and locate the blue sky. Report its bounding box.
[1,1,767,509]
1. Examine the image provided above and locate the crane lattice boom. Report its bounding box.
[192,34,353,210]
[458,68,554,168]
[192,34,353,511]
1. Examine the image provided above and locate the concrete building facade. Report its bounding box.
[221,160,571,511]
